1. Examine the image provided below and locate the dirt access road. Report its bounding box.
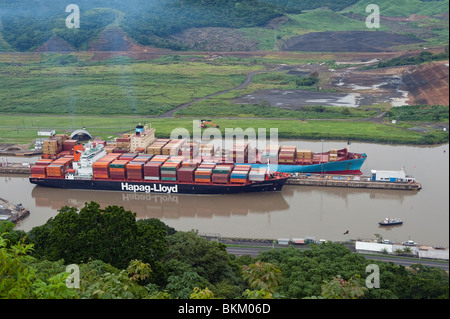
[158,70,263,118]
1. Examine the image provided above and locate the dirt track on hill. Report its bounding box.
[158,71,262,118]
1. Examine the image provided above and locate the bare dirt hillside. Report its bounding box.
[170,27,259,52]
[35,36,75,52]
[402,60,449,105]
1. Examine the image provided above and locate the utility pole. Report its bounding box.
[321,139,324,177]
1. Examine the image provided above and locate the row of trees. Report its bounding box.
[375,50,449,68]
[1,201,448,299]
[386,104,449,122]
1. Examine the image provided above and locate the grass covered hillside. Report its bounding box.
[342,0,450,17]
[0,0,448,52]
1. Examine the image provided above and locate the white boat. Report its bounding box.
[379,217,403,226]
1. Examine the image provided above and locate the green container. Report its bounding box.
[110,163,126,168]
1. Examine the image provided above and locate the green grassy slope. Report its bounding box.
[341,0,450,17]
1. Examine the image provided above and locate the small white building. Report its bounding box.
[38,129,55,137]
[370,168,414,182]
[277,238,290,245]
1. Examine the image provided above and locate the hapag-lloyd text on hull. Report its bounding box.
[121,182,179,194]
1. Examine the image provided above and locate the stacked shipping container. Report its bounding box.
[296,150,313,164]
[92,154,120,179]
[162,139,185,156]
[31,158,54,178]
[45,157,73,178]
[195,162,214,182]
[199,144,214,159]
[115,137,131,153]
[249,168,267,182]
[146,139,170,155]
[231,143,248,163]
[143,154,167,180]
[110,160,129,180]
[212,165,232,184]
[261,144,280,164]
[161,160,181,181]
[329,149,338,162]
[230,164,251,183]
[279,145,296,163]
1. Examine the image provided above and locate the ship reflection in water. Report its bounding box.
[31,185,290,220]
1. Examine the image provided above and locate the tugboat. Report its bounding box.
[379,217,403,226]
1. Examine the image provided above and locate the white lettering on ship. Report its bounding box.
[121,182,178,194]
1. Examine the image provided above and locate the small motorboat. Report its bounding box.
[379,217,403,226]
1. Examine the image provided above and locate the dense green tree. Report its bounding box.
[0,233,77,299]
[258,242,449,299]
[376,51,449,68]
[26,202,168,271]
[241,261,282,292]
[2,206,448,299]
[163,230,240,285]
[320,275,368,299]
[0,0,282,51]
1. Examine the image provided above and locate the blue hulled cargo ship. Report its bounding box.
[241,151,367,175]
[234,146,367,175]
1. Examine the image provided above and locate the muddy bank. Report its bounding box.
[231,87,408,109]
[232,89,363,108]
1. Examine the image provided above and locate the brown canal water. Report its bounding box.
[1,140,448,246]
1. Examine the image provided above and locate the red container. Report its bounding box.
[177,167,195,182]
[212,174,229,184]
[144,162,162,177]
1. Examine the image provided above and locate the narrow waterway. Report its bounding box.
[1,140,448,246]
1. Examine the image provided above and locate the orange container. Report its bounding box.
[230,178,248,183]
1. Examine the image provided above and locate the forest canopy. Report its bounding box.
[0,0,284,51]
[1,202,448,299]
[0,0,390,51]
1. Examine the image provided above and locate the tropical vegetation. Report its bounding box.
[1,202,448,299]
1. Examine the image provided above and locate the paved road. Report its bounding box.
[225,245,449,271]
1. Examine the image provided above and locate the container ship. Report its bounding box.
[235,143,366,175]
[29,134,289,195]
[29,124,367,194]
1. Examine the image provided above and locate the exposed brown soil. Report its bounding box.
[170,27,259,52]
[35,36,75,53]
[88,27,134,52]
[401,60,449,106]
[86,27,172,61]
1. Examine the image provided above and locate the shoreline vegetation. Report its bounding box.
[0,54,448,146]
[0,113,447,146]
